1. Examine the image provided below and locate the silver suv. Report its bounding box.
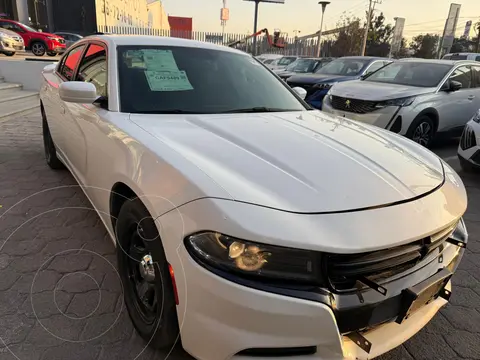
[322,59,480,147]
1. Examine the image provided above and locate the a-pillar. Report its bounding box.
[15,0,29,24]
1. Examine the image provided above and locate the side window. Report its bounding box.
[76,44,107,97]
[472,66,480,88]
[476,56,480,62]
[365,61,384,75]
[58,45,86,81]
[449,66,472,89]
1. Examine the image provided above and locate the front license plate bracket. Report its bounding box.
[396,268,452,324]
[346,331,372,354]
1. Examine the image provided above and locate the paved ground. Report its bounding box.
[0,111,479,360]
[1,51,61,61]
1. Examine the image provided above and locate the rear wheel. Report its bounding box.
[116,198,180,349]
[3,51,15,56]
[406,115,436,148]
[42,105,65,170]
[31,42,46,56]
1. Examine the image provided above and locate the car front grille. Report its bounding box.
[331,95,377,114]
[325,222,458,292]
[460,125,477,150]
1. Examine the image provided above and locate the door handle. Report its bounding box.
[468,95,475,100]
[60,106,65,114]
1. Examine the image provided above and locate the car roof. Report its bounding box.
[336,56,388,61]
[397,58,477,66]
[84,35,249,56]
[55,32,83,36]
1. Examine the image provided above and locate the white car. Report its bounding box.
[40,35,468,360]
[322,59,480,147]
[458,108,480,172]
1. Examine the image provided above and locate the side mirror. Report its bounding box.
[59,82,98,103]
[43,63,57,73]
[292,86,307,100]
[449,80,462,92]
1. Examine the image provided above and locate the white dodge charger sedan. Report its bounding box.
[40,35,468,360]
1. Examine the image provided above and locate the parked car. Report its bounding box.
[40,34,468,360]
[287,56,392,109]
[0,19,65,56]
[0,27,24,56]
[458,108,480,172]
[443,52,480,62]
[268,55,301,70]
[274,57,333,80]
[54,32,83,49]
[256,53,283,63]
[323,59,480,147]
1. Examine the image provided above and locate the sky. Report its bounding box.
[160,0,480,39]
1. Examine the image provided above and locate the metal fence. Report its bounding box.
[96,25,331,57]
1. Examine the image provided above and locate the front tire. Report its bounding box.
[406,115,436,148]
[459,156,478,173]
[42,105,65,170]
[116,198,180,349]
[31,42,46,56]
[3,51,15,56]
[46,52,57,57]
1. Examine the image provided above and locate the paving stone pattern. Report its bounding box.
[0,112,479,360]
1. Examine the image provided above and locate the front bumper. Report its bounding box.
[458,120,480,167]
[0,38,24,52]
[322,97,418,135]
[157,186,466,360]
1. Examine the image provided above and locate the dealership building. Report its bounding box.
[0,0,170,35]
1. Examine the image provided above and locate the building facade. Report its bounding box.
[0,0,169,35]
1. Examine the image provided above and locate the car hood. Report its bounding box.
[35,31,58,38]
[130,111,444,213]
[0,28,21,38]
[288,74,357,85]
[330,80,436,101]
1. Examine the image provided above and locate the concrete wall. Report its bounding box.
[147,0,170,31]
[0,59,56,91]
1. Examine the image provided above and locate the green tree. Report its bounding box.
[366,12,394,56]
[410,34,439,59]
[331,16,363,57]
[391,37,410,58]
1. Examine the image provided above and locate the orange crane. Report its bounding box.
[227,28,285,49]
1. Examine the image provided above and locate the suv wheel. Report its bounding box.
[406,115,435,148]
[31,42,46,56]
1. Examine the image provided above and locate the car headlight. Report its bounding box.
[47,36,60,41]
[185,232,322,284]
[473,109,480,123]
[376,96,416,108]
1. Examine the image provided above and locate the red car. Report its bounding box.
[0,19,65,56]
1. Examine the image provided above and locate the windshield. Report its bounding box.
[443,54,468,60]
[18,23,38,32]
[118,46,307,114]
[285,59,319,73]
[316,58,370,75]
[277,57,297,66]
[364,62,452,87]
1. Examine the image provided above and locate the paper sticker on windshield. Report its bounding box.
[144,70,194,92]
[143,50,179,71]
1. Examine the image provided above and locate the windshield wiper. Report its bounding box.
[134,109,208,114]
[220,107,300,114]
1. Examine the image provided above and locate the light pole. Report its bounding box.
[316,1,330,57]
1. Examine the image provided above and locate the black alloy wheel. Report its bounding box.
[42,105,65,170]
[407,115,435,148]
[116,198,180,349]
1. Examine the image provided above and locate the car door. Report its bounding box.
[57,42,109,183]
[45,44,87,166]
[436,65,477,132]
